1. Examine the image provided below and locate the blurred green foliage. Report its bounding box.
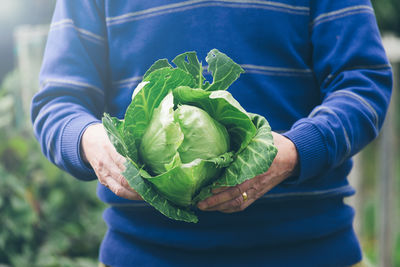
[357,66,400,266]
[0,72,106,266]
[371,0,400,34]
[359,138,400,267]
[0,1,398,266]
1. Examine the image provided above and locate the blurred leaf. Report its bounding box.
[0,128,105,265]
[371,0,400,34]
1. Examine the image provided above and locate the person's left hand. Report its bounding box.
[197,132,299,213]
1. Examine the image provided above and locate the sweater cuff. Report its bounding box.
[282,122,328,185]
[61,114,101,181]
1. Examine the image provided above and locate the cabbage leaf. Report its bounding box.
[102,49,277,223]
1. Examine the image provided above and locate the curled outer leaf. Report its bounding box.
[102,113,138,164]
[172,51,205,88]
[204,49,245,91]
[102,49,277,223]
[193,113,278,204]
[123,160,198,223]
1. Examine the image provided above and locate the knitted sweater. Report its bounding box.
[32,1,392,266]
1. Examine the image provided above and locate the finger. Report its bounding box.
[107,145,127,171]
[205,194,247,212]
[105,176,142,200]
[93,154,136,194]
[219,199,253,213]
[198,185,245,210]
[108,164,135,192]
[218,187,259,213]
[206,188,256,212]
[211,186,229,194]
[96,151,131,191]
[202,181,260,212]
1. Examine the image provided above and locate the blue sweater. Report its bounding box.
[32,1,392,266]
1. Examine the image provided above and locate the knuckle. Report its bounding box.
[95,161,108,176]
[235,186,243,194]
[116,174,126,184]
[251,178,263,191]
[97,159,105,169]
[233,197,243,207]
[113,187,123,196]
[121,178,131,189]
[258,177,268,188]
[230,186,242,198]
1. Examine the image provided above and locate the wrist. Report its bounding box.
[80,123,102,164]
[286,137,299,176]
[273,132,299,176]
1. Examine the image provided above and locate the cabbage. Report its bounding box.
[102,49,277,222]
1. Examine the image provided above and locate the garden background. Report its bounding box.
[0,1,399,266]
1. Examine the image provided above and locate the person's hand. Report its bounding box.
[81,123,143,200]
[197,132,298,213]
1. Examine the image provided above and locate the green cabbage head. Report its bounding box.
[102,49,277,223]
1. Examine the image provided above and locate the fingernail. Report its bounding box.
[198,201,208,210]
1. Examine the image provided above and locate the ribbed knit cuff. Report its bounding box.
[61,114,101,181]
[282,122,328,185]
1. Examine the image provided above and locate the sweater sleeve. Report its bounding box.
[31,0,107,181]
[283,0,392,184]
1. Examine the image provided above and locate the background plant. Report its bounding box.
[0,72,106,267]
[0,0,399,266]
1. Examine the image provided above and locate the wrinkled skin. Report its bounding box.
[81,123,142,200]
[197,132,299,213]
[81,125,297,212]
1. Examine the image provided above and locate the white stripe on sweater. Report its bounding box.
[309,105,352,158]
[311,5,374,27]
[41,79,104,96]
[107,0,309,25]
[50,19,105,44]
[326,90,379,131]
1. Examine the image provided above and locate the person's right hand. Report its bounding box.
[80,123,143,200]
